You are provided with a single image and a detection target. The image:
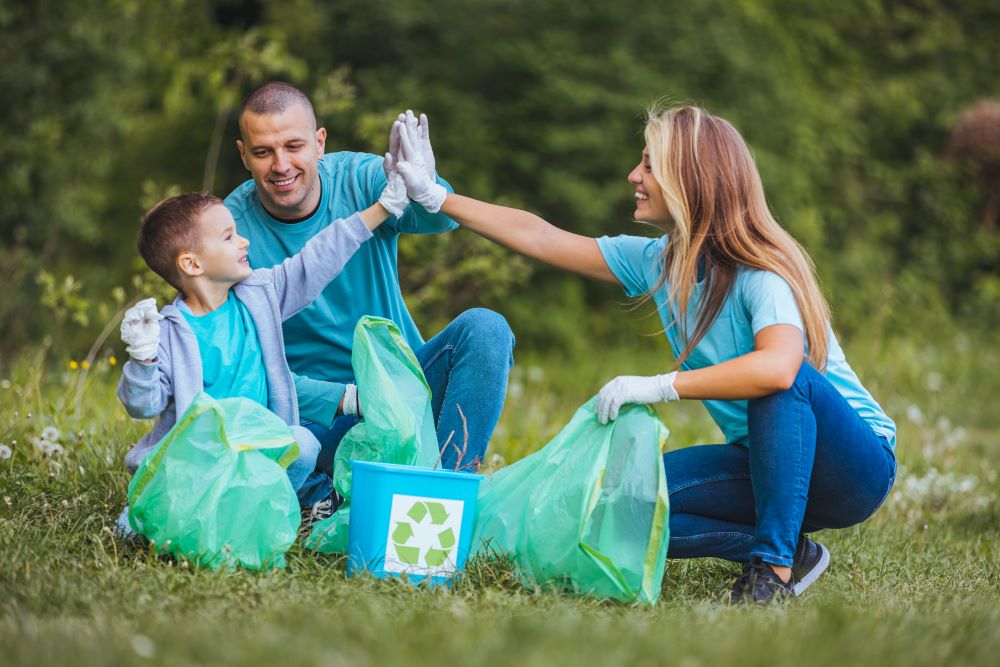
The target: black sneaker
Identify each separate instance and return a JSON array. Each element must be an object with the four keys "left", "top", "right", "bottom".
[
  {"left": 729, "top": 558, "right": 795, "bottom": 604},
  {"left": 300, "top": 490, "right": 343, "bottom": 531},
  {"left": 791, "top": 535, "right": 831, "bottom": 596}
]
